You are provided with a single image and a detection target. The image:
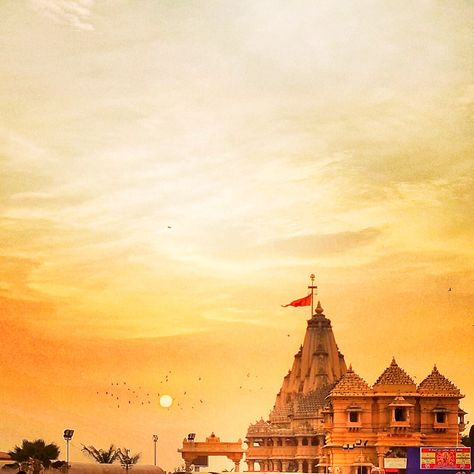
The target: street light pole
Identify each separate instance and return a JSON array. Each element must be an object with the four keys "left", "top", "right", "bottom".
[
  {"left": 153, "top": 435, "right": 159, "bottom": 466},
  {"left": 63, "top": 430, "right": 75, "bottom": 470}
]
